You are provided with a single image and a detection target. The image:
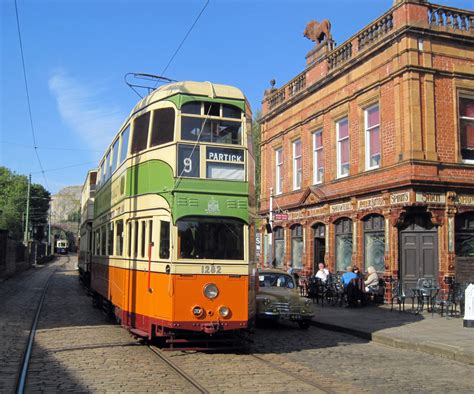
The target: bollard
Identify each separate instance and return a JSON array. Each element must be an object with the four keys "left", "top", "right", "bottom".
[{"left": 464, "top": 283, "right": 474, "bottom": 328}]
